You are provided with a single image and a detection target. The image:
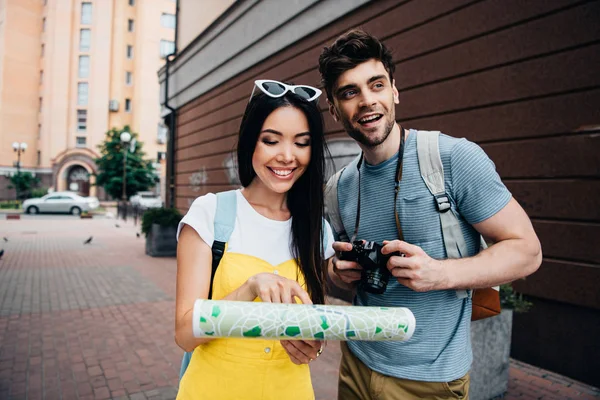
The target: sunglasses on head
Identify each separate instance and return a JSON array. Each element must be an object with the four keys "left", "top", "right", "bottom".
[{"left": 249, "top": 79, "right": 322, "bottom": 103}]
